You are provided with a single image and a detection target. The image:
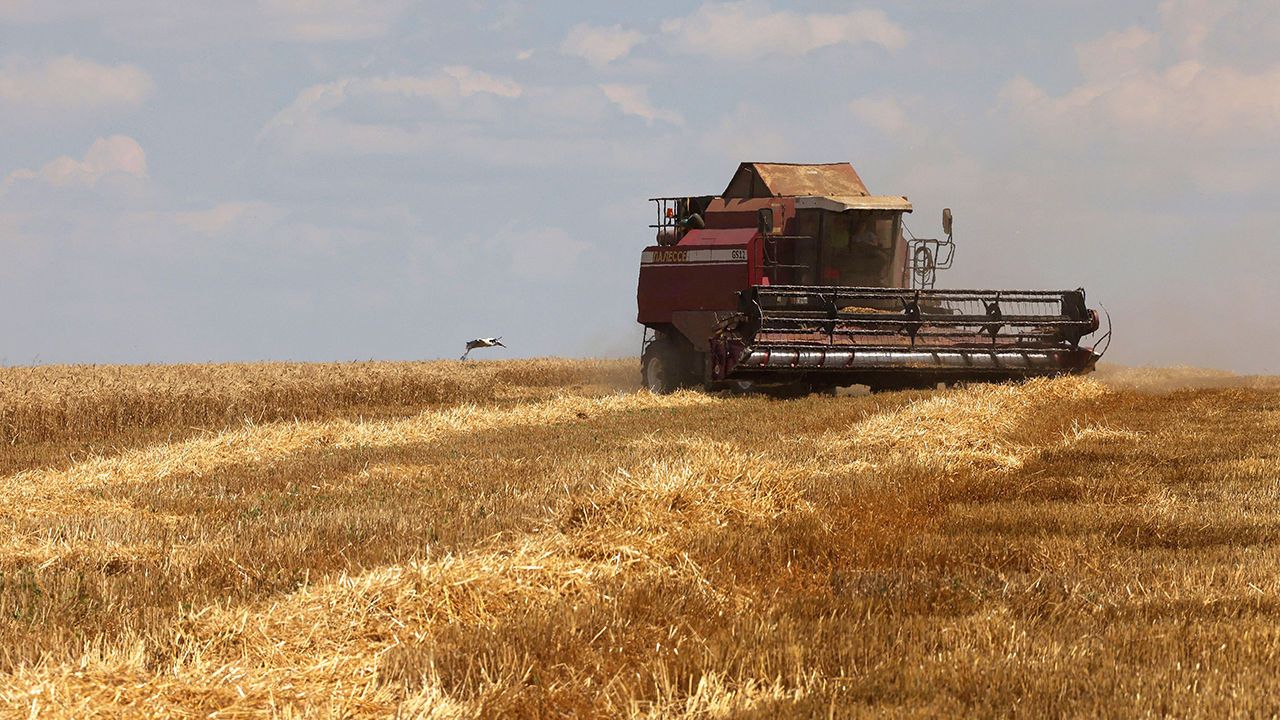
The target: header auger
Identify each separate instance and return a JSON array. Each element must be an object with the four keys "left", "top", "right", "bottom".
[{"left": 636, "top": 162, "right": 1106, "bottom": 395}]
